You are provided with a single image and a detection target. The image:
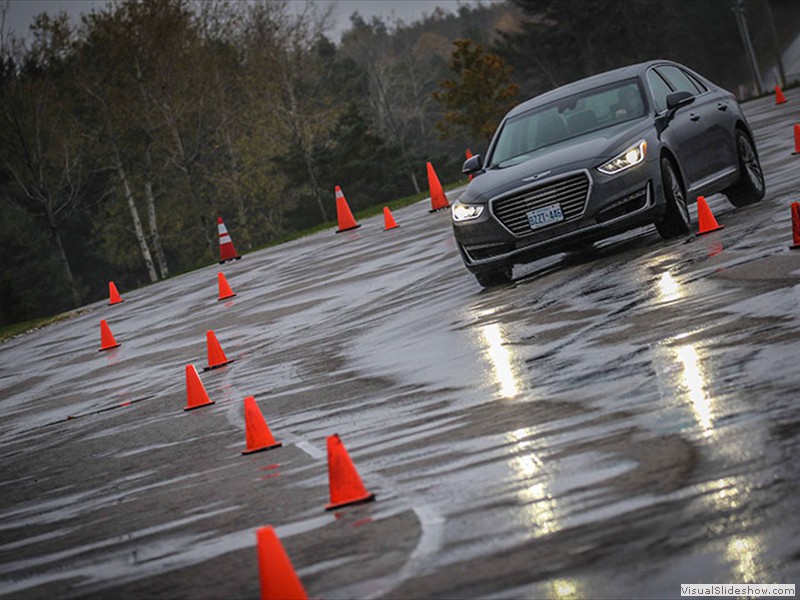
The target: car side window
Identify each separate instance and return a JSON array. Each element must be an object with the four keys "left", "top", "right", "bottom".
[
  {"left": 685, "top": 71, "right": 708, "bottom": 93},
  {"left": 647, "top": 70, "right": 673, "bottom": 113},
  {"left": 657, "top": 66, "right": 703, "bottom": 95}
]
